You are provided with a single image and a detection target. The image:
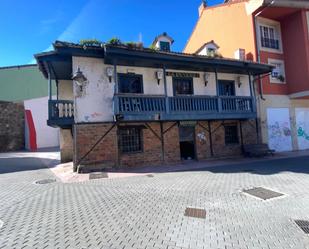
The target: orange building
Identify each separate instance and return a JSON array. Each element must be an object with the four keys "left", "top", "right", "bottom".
[{"left": 185, "top": 0, "right": 309, "bottom": 152}]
